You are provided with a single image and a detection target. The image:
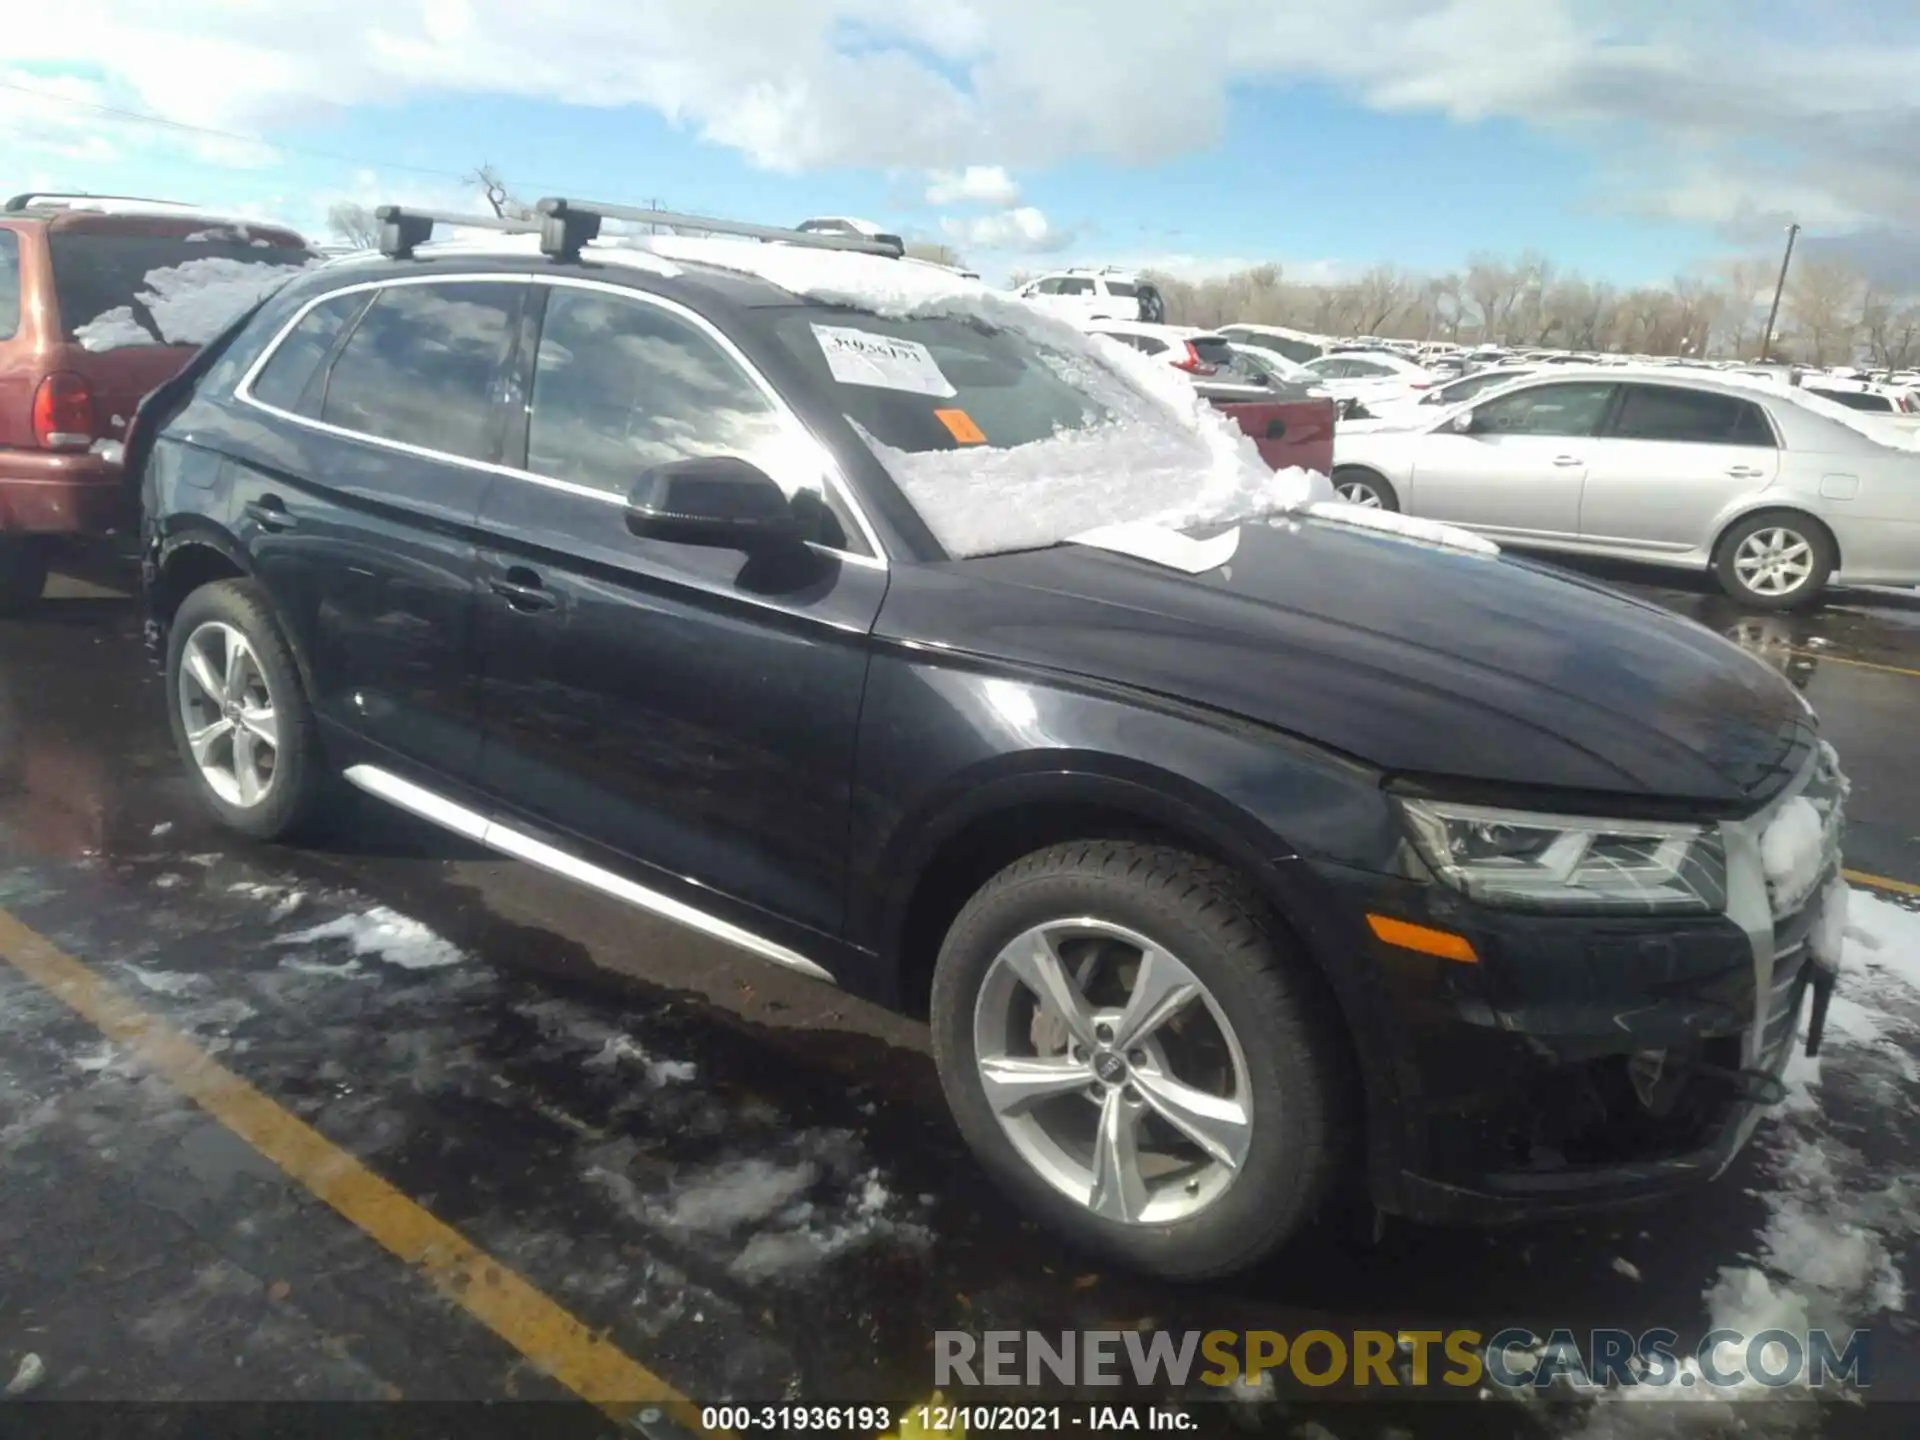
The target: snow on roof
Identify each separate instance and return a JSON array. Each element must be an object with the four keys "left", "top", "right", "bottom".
[{"left": 75, "top": 254, "right": 320, "bottom": 352}]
